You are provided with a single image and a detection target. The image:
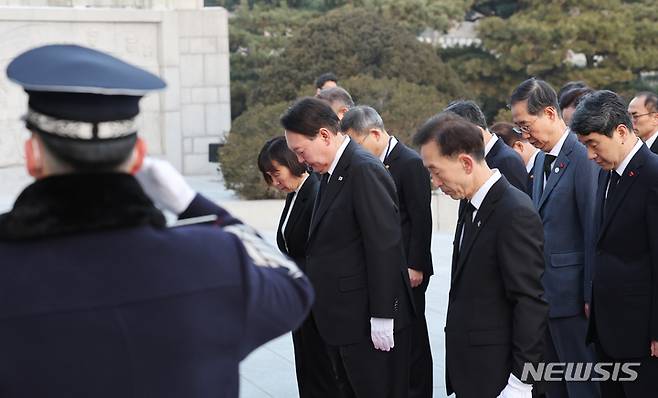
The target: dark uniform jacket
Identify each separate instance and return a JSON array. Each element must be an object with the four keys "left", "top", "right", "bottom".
[{"left": 0, "top": 173, "right": 313, "bottom": 398}]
